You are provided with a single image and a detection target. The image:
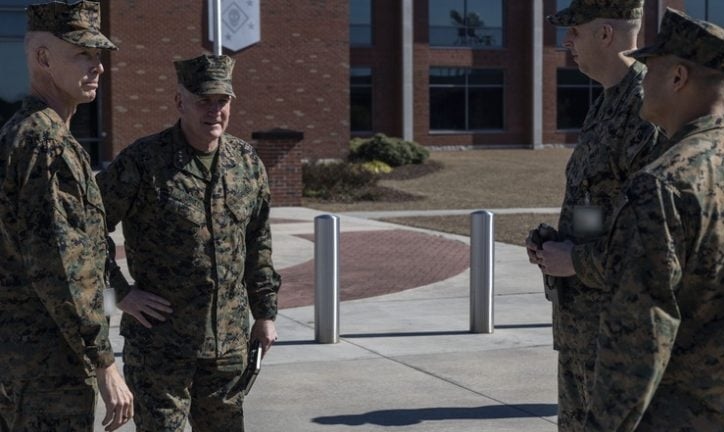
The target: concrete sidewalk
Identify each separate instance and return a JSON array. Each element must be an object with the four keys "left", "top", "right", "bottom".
[{"left": 97, "top": 207, "right": 557, "bottom": 431}]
